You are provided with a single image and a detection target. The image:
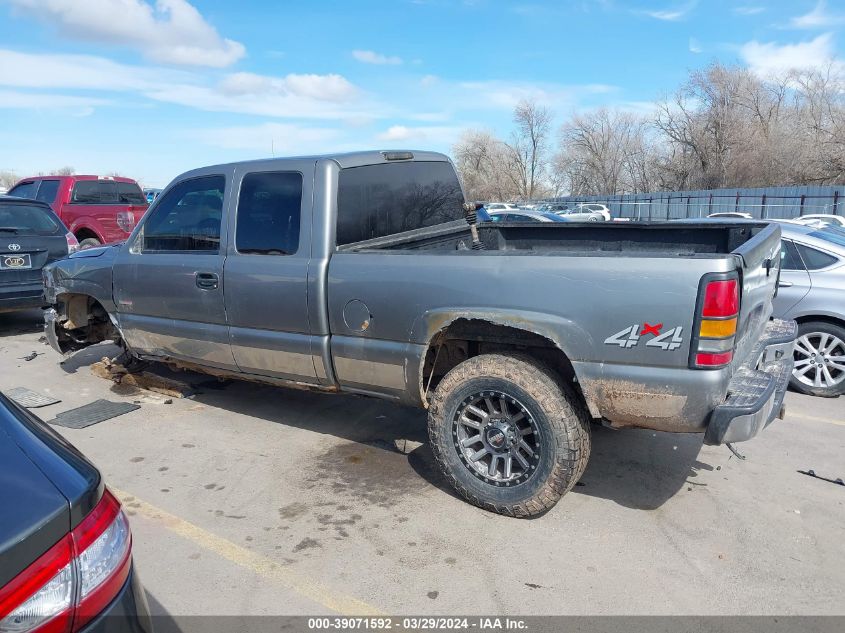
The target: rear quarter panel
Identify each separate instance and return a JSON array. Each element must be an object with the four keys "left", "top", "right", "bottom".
[{"left": 328, "top": 251, "right": 735, "bottom": 424}]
